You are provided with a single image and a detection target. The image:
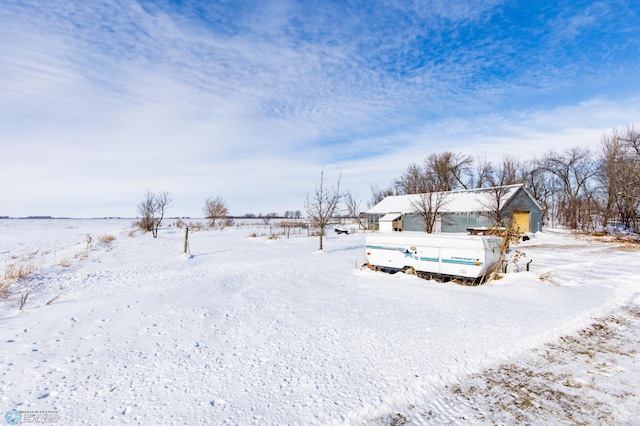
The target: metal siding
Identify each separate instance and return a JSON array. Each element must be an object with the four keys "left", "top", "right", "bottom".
[
  {"left": 403, "top": 214, "right": 424, "bottom": 231},
  {"left": 443, "top": 212, "right": 493, "bottom": 232},
  {"left": 501, "top": 188, "right": 543, "bottom": 233},
  {"left": 368, "top": 185, "right": 544, "bottom": 234}
]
